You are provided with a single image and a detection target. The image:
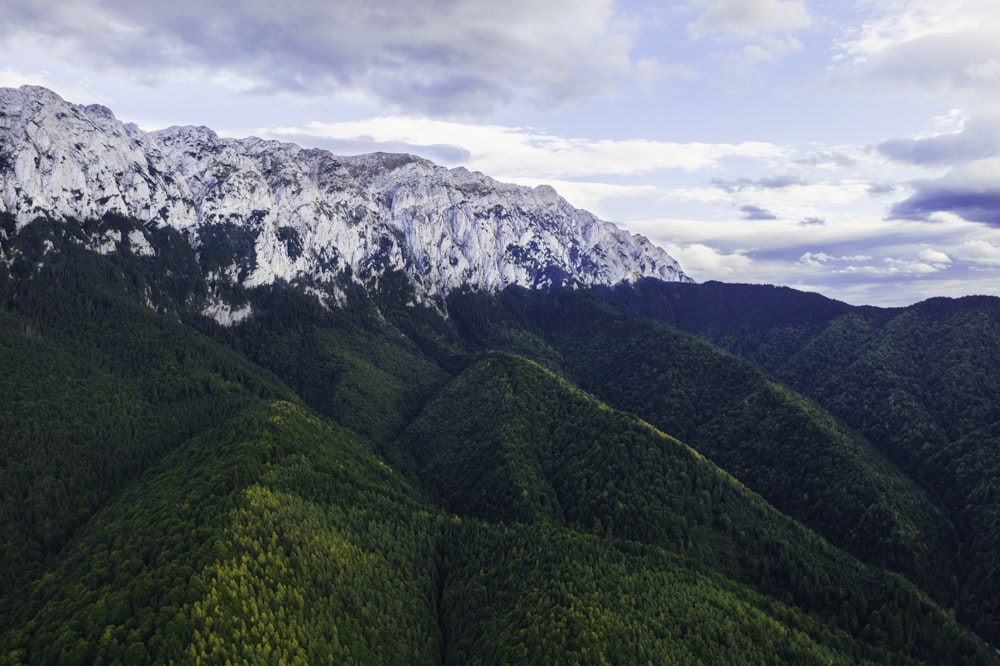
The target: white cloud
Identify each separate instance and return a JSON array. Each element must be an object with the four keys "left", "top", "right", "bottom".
[
  {"left": 687, "top": 0, "right": 811, "bottom": 39},
  {"left": 258, "top": 116, "right": 788, "bottom": 179},
  {"left": 917, "top": 247, "right": 952, "bottom": 264},
  {"left": 799, "top": 252, "right": 874, "bottom": 267},
  {"left": 877, "top": 106, "right": 1000, "bottom": 166},
  {"left": 741, "top": 35, "right": 804, "bottom": 61},
  {"left": 660, "top": 186, "right": 733, "bottom": 204},
  {"left": 883, "top": 257, "right": 946, "bottom": 274},
  {"left": 965, "top": 58, "right": 1000, "bottom": 81},
  {"left": 890, "top": 157, "right": 1000, "bottom": 225},
  {"left": 835, "top": 0, "right": 1000, "bottom": 95},
  {"left": 840, "top": 1, "right": 1000, "bottom": 58},
  {"left": 684, "top": 0, "right": 812, "bottom": 71},
  {"left": 798, "top": 251, "right": 949, "bottom": 277},
  {"left": 662, "top": 241, "right": 754, "bottom": 278},
  {"left": 952, "top": 239, "right": 1000, "bottom": 265},
  {"left": 503, "top": 178, "right": 665, "bottom": 218},
  {"left": 0, "top": 67, "right": 104, "bottom": 104}
]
